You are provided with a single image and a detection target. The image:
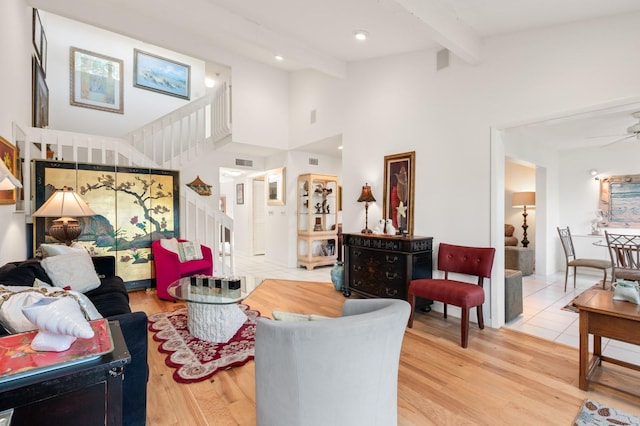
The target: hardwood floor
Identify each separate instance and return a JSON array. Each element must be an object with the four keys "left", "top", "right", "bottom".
[{"left": 130, "top": 279, "right": 640, "bottom": 425}]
